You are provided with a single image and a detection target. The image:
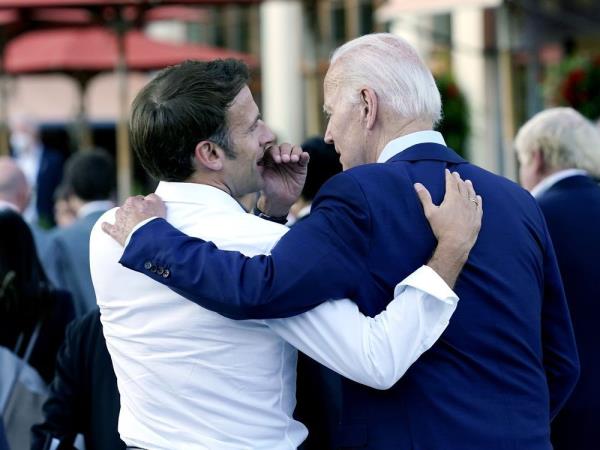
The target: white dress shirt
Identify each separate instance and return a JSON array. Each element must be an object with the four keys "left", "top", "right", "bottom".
[
  {"left": 530, "top": 169, "right": 588, "bottom": 198},
  {"left": 90, "top": 181, "right": 458, "bottom": 450},
  {"left": 377, "top": 130, "right": 447, "bottom": 163}
]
